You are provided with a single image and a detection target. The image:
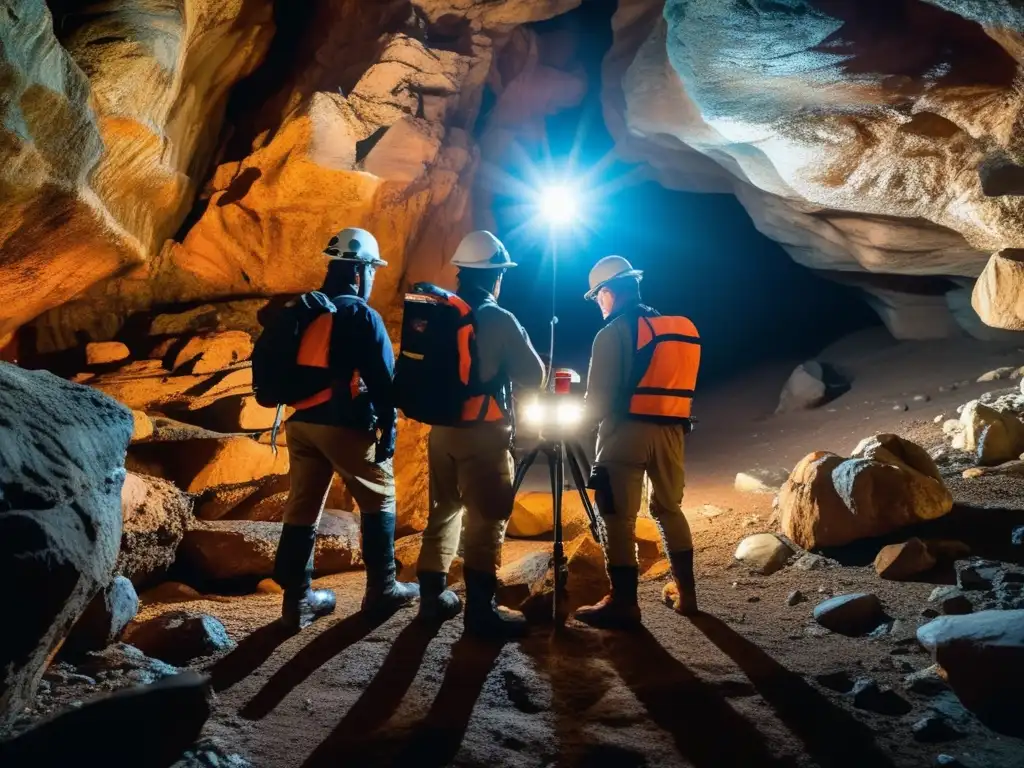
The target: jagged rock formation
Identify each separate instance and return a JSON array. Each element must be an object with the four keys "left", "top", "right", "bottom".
[
  {"left": 17, "top": 1, "right": 582, "bottom": 353},
  {"left": 602, "top": 0, "right": 1024, "bottom": 339}
]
